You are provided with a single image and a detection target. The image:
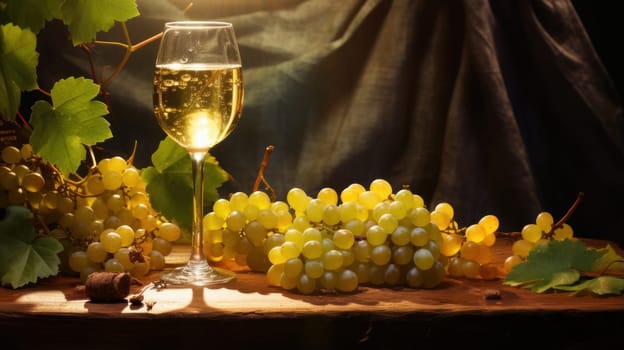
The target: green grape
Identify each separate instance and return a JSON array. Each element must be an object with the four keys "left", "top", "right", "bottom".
[
  {"left": 149, "top": 250, "right": 166, "bottom": 270},
  {"left": 21, "top": 172, "right": 45, "bottom": 193},
  {"left": 106, "top": 193, "right": 125, "bottom": 213},
  {"left": 405, "top": 266, "right": 424, "bottom": 288},
  {"left": 343, "top": 218, "right": 365, "bottom": 237},
  {"left": 302, "top": 240, "right": 323, "bottom": 259},
  {"left": 317, "top": 187, "right": 338, "bottom": 205},
  {"left": 322, "top": 249, "right": 344, "bottom": 271},
  {"left": 422, "top": 261, "right": 446, "bottom": 288},
  {"left": 521, "top": 223, "right": 542, "bottom": 243},
  {"left": 409, "top": 207, "right": 430, "bottom": 227},
  {"left": 229, "top": 191, "right": 249, "bottom": 212},
  {"left": 413, "top": 248, "right": 434, "bottom": 270},
  {"left": 284, "top": 258, "right": 304, "bottom": 279},
  {"left": 1, "top": 171, "right": 19, "bottom": 190},
  {"left": 257, "top": 208, "right": 277, "bottom": 229},
  {"left": 304, "top": 259, "right": 324, "bottom": 279},
  {"left": 245, "top": 220, "right": 267, "bottom": 247},
  {"left": 322, "top": 204, "right": 341, "bottom": 225},
  {"left": 266, "top": 263, "right": 284, "bottom": 286},
  {"left": 104, "top": 258, "right": 125, "bottom": 272},
  {"left": 114, "top": 248, "right": 134, "bottom": 270},
  {"left": 280, "top": 241, "right": 301, "bottom": 260},
  {"left": 371, "top": 201, "right": 390, "bottom": 222},
  {"left": 320, "top": 271, "right": 338, "bottom": 289},
  {"left": 297, "top": 274, "right": 317, "bottom": 294},
  {"left": 100, "top": 231, "right": 122, "bottom": 253},
  {"left": 383, "top": 263, "right": 401, "bottom": 286},
  {"left": 213, "top": 198, "right": 231, "bottom": 219},
  {"left": 267, "top": 247, "right": 286, "bottom": 265},
  {"left": 121, "top": 167, "right": 140, "bottom": 187},
  {"left": 394, "top": 188, "right": 415, "bottom": 210},
  {"left": 107, "top": 156, "right": 127, "bottom": 174},
  {"left": 222, "top": 228, "right": 241, "bottom": 248},
  {"left": 102, "top": 171, "right": 123, "bottom": 191},
  {"left": 366, "top": 224, "right": 387, "bottom": 246},
  {"left": 131, "top": 260, "right": 150, "bottom": 277},
  {"left": 369, "top": 178, "right": 392, "bottom": 200},
  {"left": 410, "top": 226, "right": 428, "bottom": 247},
  {"left": 131, "top": 202, "right": 149, "bottom": 220},
  {"left": 353, "top": 239, "right": 371, "bottom": 262},
  {"left": 20, "top": 143, "right": 33, "bottom": 160},
  {"left": 1, "top": 146, "right": 21, "bottom": 164},
  {"left": 353, "top": 262, "right": 370, "bottom": 284},
  {"left": 367, "top": 264, "right": 385, "bottom": 285},
  {"left": 370, "top": 244, "right": 391, "bottom": 266},
  {"left": 158, "top": 222, "right": 181, "bottom": 242},
  {"left": 388, "top": 200, "right": 407, "bottom": 220},
  {"left": 286, "top": 187, "right": 309, "bottom": 213},
  {"left": 479, "top": 214, "right": 499, "bottom": 234},
  {"left": 68, "top": 251, "right": 89, "bottom": 273},
  {"left": 424, "top": 240, "right": 440, "bottom": 259},
  {"left": 226, "top": 210, "right": 247, "bottom": 232},
  {"left": 378, "top": 213, "right": 398, "bottom": 234},
  {"left": 333, "top": 228, "right": 354, "bottom": 250},
  {"left": 339, "top": 201, "right": 358, "bottom": 222},
  {"left": 358, "top": 190, "right": 381, "bottom": 210},
  {"left": 430, "top": 209, "right": 451, "bottom": 230},
  {"left": 204, "top": 212, "right": 224, "bottom": 230},
  {"left": 86, "top": 242, "right": 107, "bottom": 263},
  {"left": 291, "top": 215, "right": 310, "bottom": 231},
  {"left": 460, "top": 240, "right": 480, "bottom": 261},
  {"left": 280, "top": 273, "right": 298, "bottom": 290},
  {"left": 461, "top": 259, "right": 480, "bottom": 279},
  {"left": 503, "top": 255, "right": 523, "bottom": 274},
  {"left": 263, "top": 233, "right": 285, "bottom": 255},
  {"left": 153, "top": 237, "right": 173, "bottom": 255},
  {"left": 302, "top": 227, "right": 322, "bottom": 242},
  {"left": 392, "top": 245, "right": 414, "bottom": 265},
  {"left": 447, "top": 257, "right": 464, "bottom": 277},
  {"left": 340, "top": 183, "right": 365, "bottom": 203},
  {"left": 440, "top": 232, "right": 462, "bottom": 257},
  {"left": 336, "top": 269, "right": 359, "bottom": 292},
  {"left": 249, "top": 190, "right": 271, "bottom": 210},
  {"left": 465, "top": 223, "right": 486, "bottom": 243},
  {"left": 553, "top": 223, "right": 573, "bottom": 240},
  {"left": 390, "top": 225, "right": 410, "bottom": 246},
  {"left": 305, "top": 198, "right": 325, "bottom": 222}
]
